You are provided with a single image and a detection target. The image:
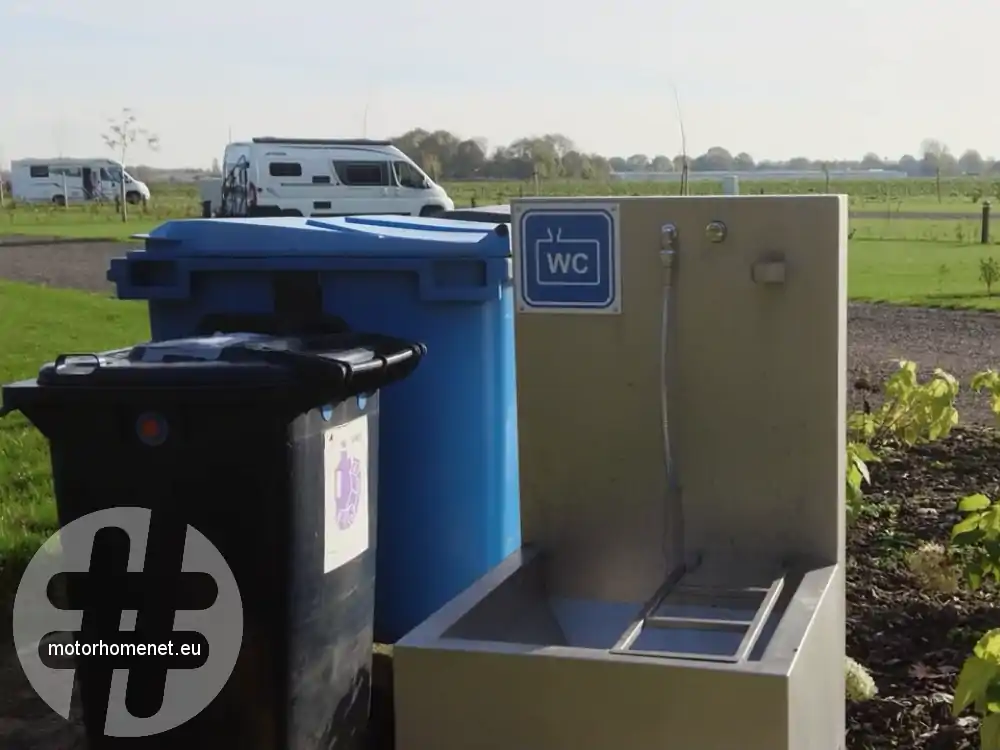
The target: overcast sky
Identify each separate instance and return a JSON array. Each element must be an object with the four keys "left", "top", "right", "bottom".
[{"left": 2, "top": 0, "right": 996, "bottom": 168}]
